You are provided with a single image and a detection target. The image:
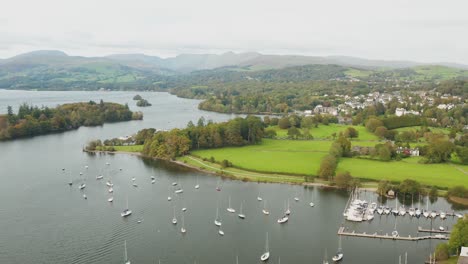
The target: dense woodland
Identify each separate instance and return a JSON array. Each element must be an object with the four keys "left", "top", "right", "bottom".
[{"left": 0, "top": 101, "right": 142, "bottom": 140}]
